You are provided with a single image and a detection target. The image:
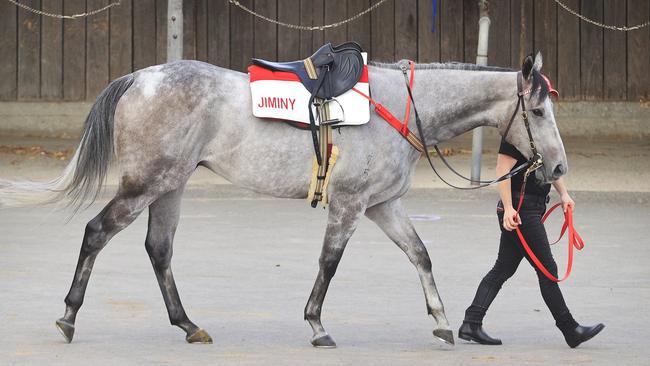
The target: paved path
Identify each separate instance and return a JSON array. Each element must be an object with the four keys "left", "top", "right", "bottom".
[{"left": 1, "top": 188, "right": 648, "bottom": 366}]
